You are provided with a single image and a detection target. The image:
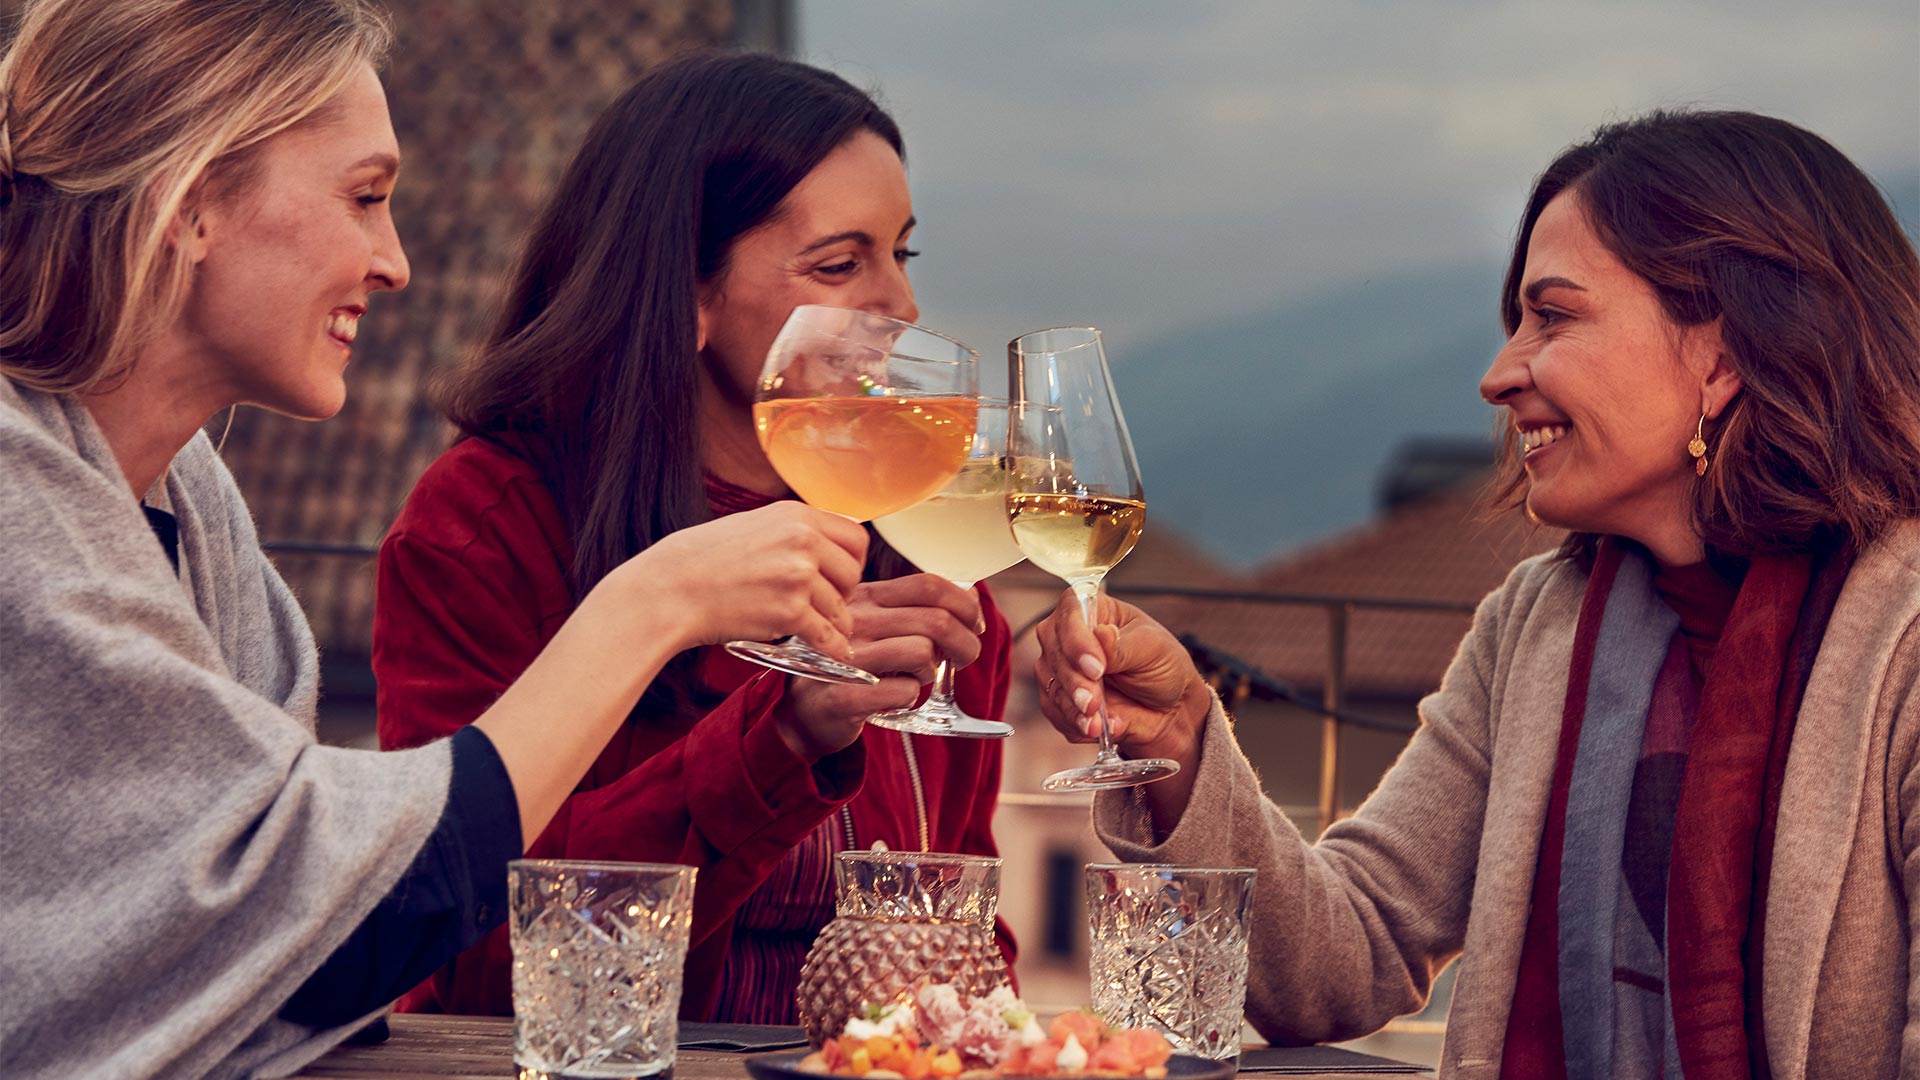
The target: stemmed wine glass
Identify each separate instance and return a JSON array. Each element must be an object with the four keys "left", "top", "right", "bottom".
[
  {"left": 1007, "top": 327, "right": 1178, "bottom": 791},
  {"left": 869, "top": 400, "right": 1023, "bottom": 738},
  {"left": 725, "top": 305, "right": 979, "bottom": 685}
]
